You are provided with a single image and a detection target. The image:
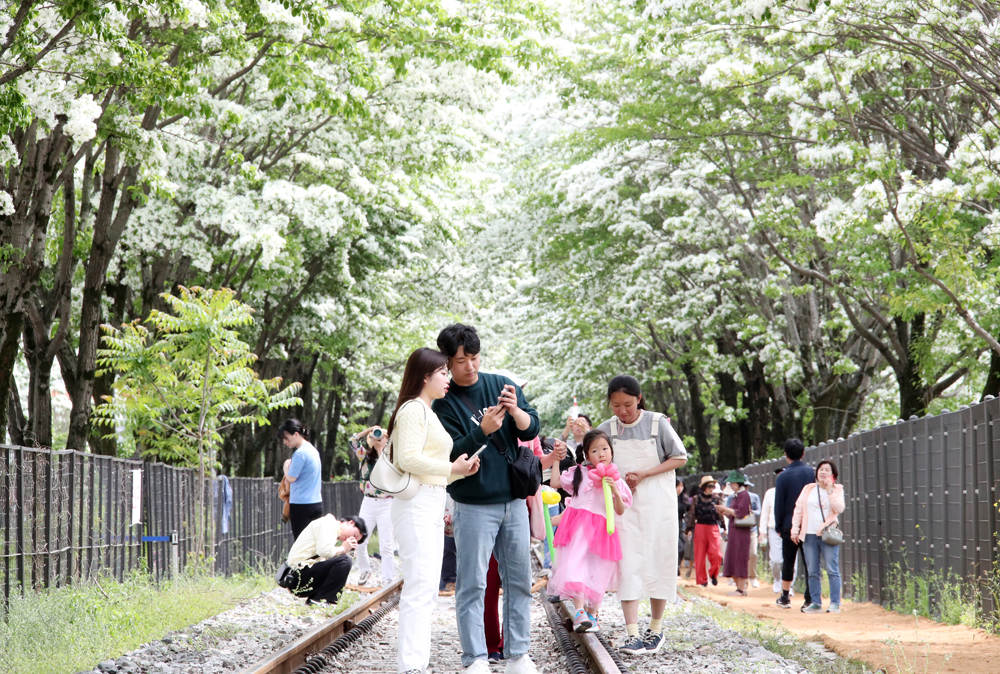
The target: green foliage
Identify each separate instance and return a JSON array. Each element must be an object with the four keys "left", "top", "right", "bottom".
[{"left": 94, "top": 286, "right": 301, "bottom": 465}]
